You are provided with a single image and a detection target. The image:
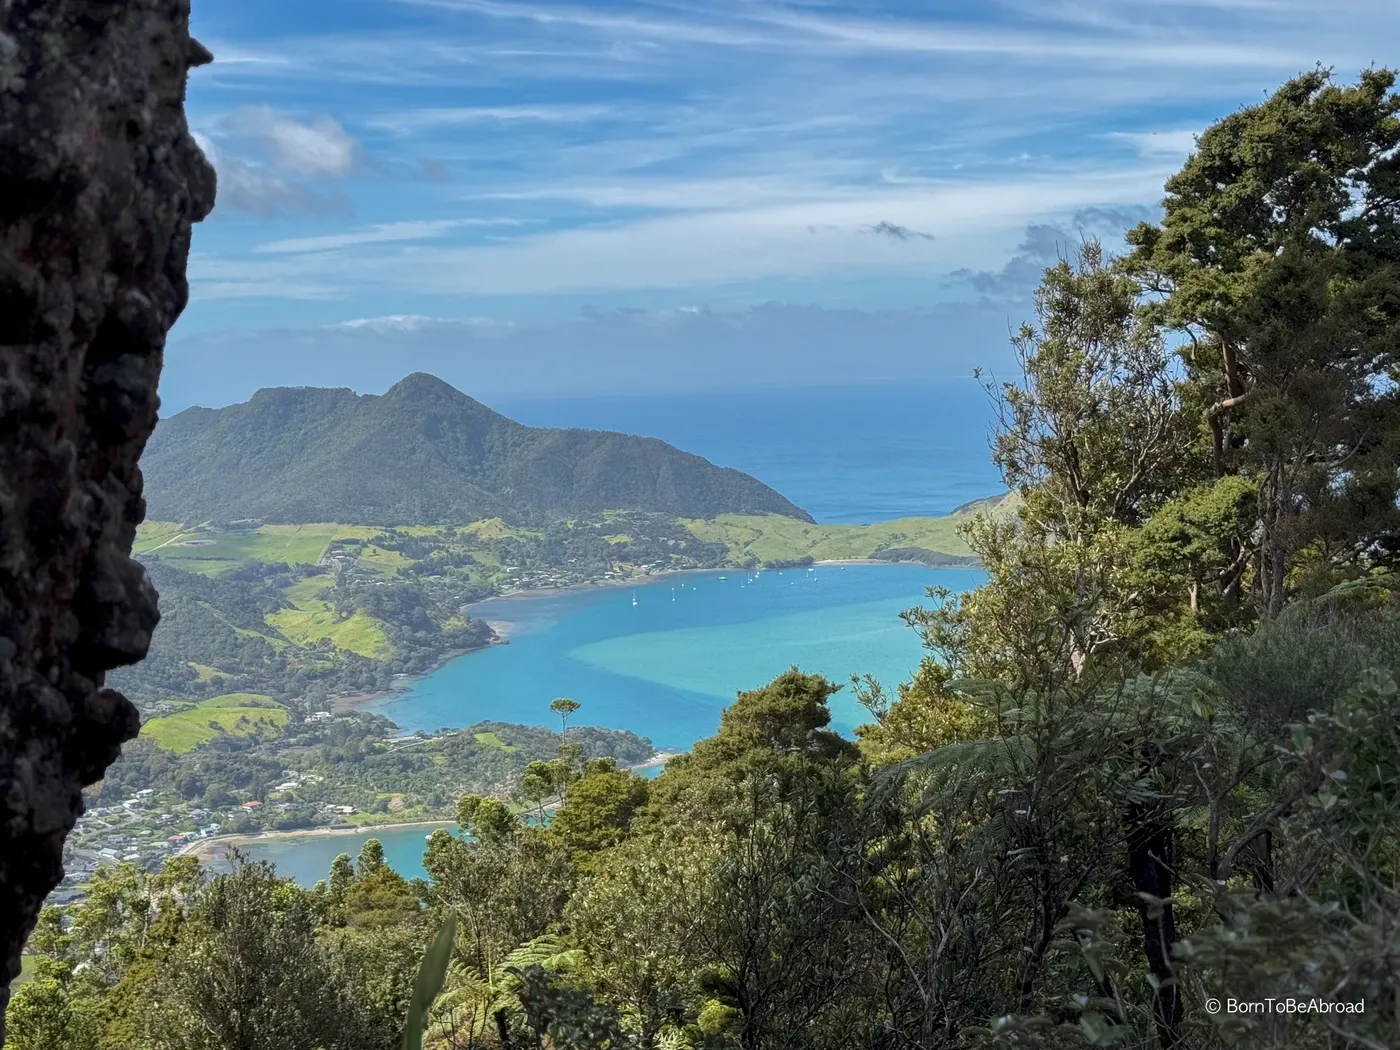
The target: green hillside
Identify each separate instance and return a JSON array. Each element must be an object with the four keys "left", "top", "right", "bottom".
[
  {"left": 683, "top": 513, "right": 979, "bottom": 565},
  {"left": 140, "top": 693, "right": 288, "bottom": 753},
  {"left": 141, "top": 373, "right": 813, "bottom": 526}
]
